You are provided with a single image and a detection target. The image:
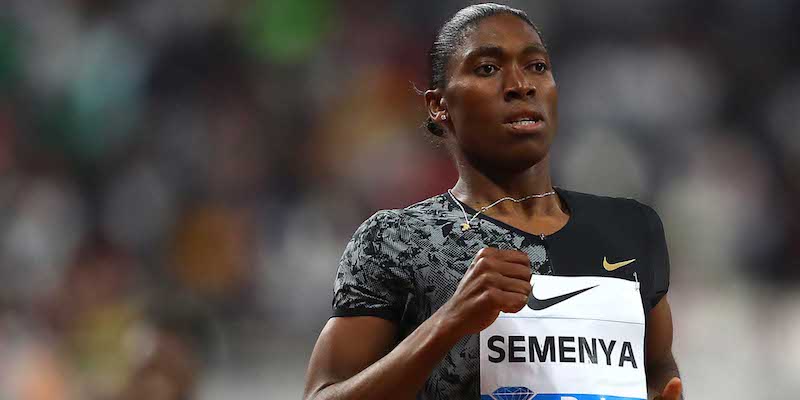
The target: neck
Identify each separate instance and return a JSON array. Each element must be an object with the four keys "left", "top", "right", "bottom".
[{"left": 450, "top": 155, "right": 563, "bottom": 217}]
